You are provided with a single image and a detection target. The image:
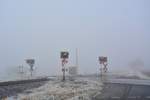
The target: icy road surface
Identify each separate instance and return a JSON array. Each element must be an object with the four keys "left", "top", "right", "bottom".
[{"left": 15, "top": 77, "right": 103, "bottom": 100}]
